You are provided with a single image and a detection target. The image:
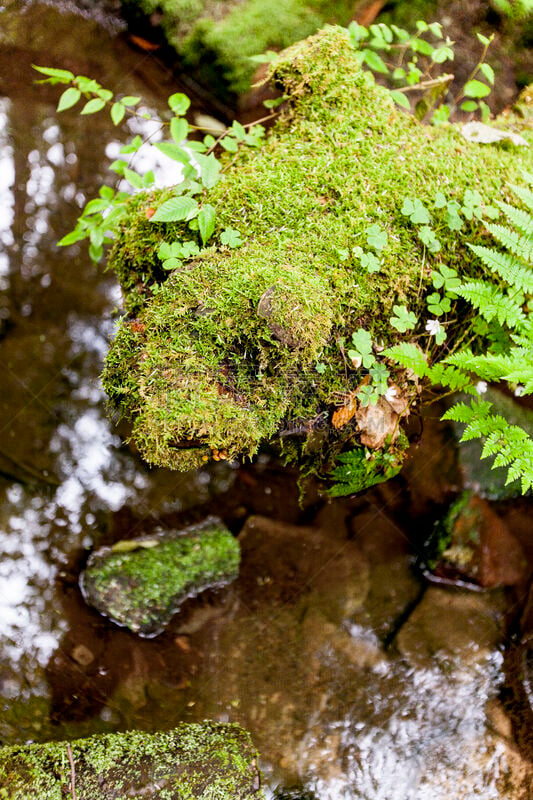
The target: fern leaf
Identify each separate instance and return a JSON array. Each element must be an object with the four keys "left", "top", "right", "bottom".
[
  {"left": 427, "top": 362, "right": 476, "bottom": 393},
  {"left": 510, "top": 183, "right": 533, "bottom": 214},
  {"left": 483, "top": 223, "right": 533, "bottom": 264},
  {"left": 496, "top": 200, "right": 533, "bottom": 240},
  {"left": 441, "top": 398, "right": 493, "bottom": 423},
  {"left": 382, "top": 342, "right": 427, "bottom": 377},
  {"left": 456, "top": 281, "right": 526, "bottom": 328},
  {"left": 522, "top": 170, "right": 533, "bottom": 186}
]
